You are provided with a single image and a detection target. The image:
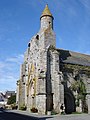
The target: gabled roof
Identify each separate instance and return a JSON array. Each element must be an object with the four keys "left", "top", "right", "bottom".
[
  {"left": 5, "top": 91, "right": 15, "bottom": 97},
  {"left": 57, "top": 49, "right": 90, "bottom": 66}
]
